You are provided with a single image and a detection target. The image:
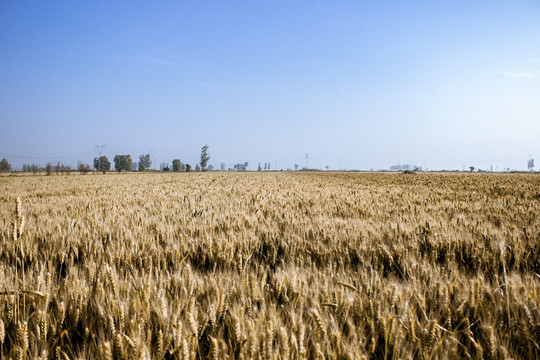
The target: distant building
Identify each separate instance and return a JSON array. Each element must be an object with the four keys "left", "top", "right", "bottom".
[{"left": 390, "top": 164, "right": 422, "bottom": 171}]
